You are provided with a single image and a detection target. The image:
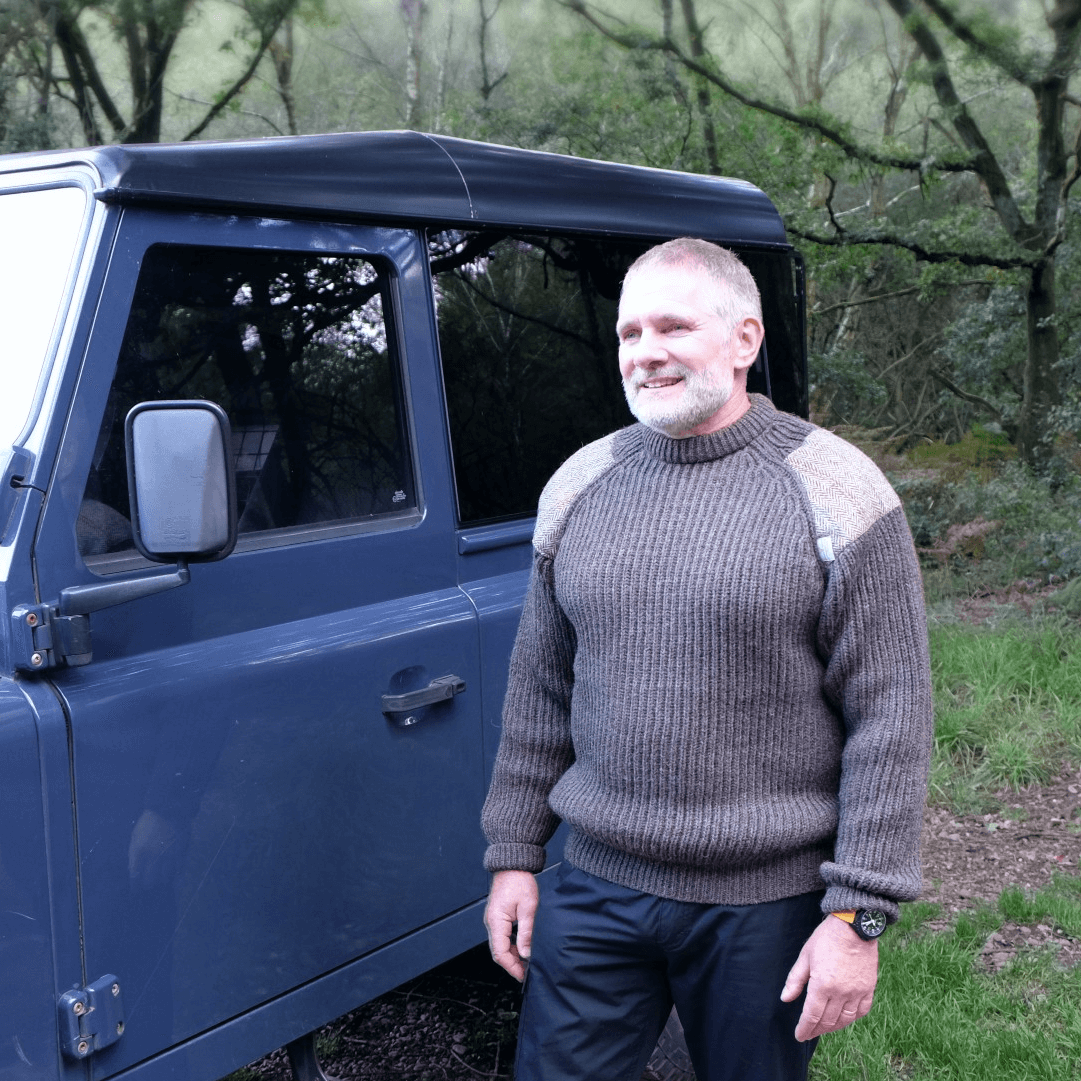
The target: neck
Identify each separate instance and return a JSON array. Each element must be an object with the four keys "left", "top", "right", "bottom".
[{"left": 668, "top": 387, "right": 751, "bottom": 438}]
